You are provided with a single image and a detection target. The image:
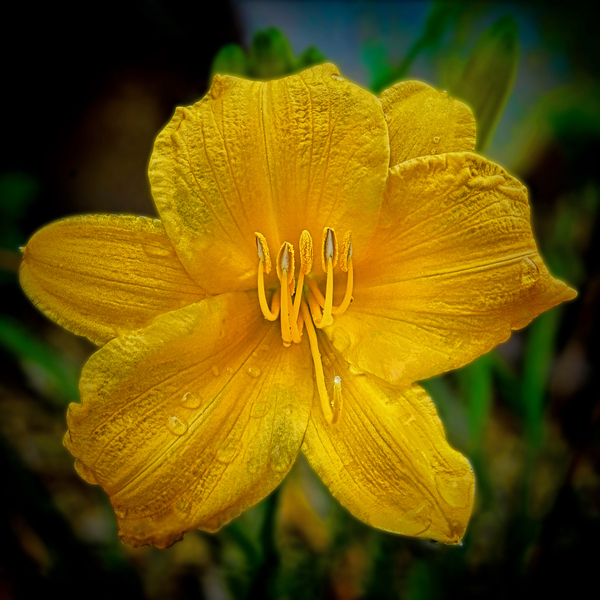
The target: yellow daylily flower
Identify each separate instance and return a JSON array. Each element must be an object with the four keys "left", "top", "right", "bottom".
[{"left": 20, "top": 64, "right": 575, "bottom": 549}]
